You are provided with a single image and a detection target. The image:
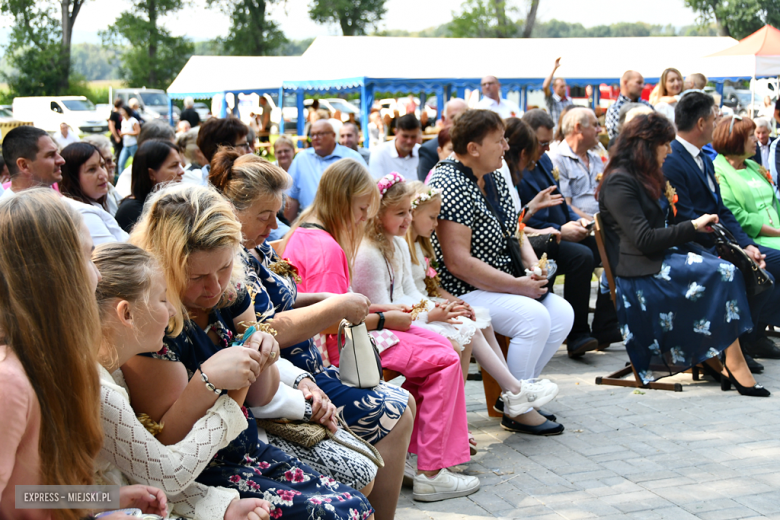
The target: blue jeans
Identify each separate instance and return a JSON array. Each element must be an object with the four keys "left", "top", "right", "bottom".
[{"left": 118, "top": 144, "right": 138, "bottom": 174}]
